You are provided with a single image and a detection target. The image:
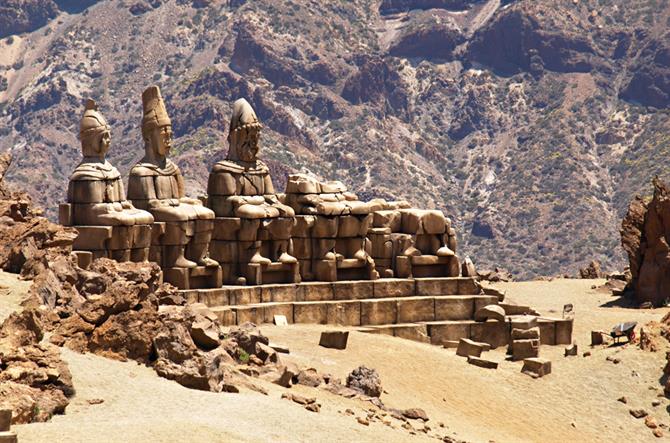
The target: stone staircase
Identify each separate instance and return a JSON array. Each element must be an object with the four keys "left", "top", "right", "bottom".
[{"left": 180, "top": 277, "right": 573, "bottom": 349}]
